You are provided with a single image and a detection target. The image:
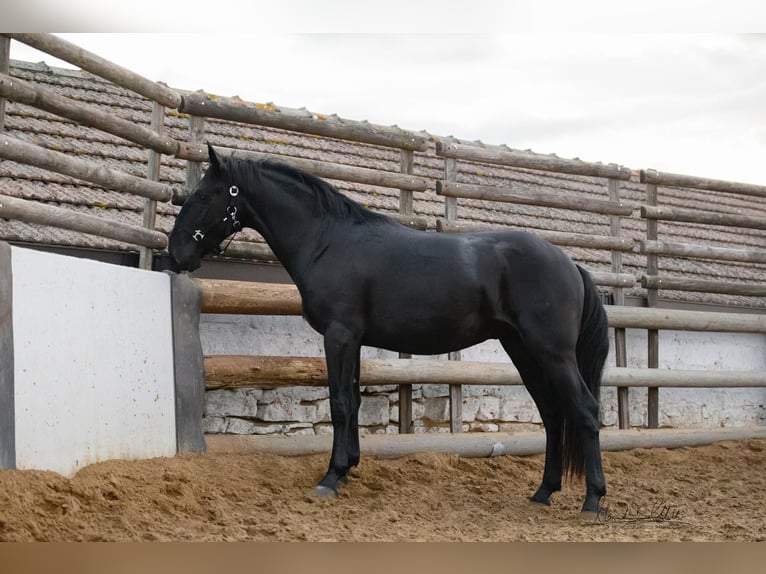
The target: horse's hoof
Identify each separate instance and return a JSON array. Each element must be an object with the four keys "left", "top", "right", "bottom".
[
  {"left": 315, "top": 485, "right": 338, "bottom": 498},
  {"left": 578, "top": 510, "right": 601, "bottom": 525},
  {"left": 529, "top": 494, "right": 551, "bottom": 507}
]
